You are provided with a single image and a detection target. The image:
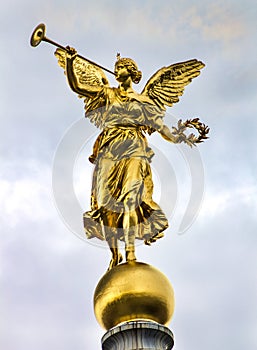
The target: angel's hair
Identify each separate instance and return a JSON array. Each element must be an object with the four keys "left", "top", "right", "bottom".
[{"left": 115, "top": 57, "right": 142, "bottom": 84}]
